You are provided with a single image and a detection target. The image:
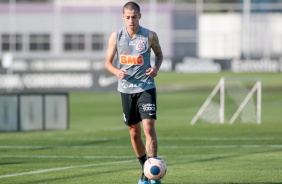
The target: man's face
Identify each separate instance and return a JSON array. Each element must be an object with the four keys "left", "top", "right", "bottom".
[{"left": 123, "top": 8, "right": 141, "bottom": 31}]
